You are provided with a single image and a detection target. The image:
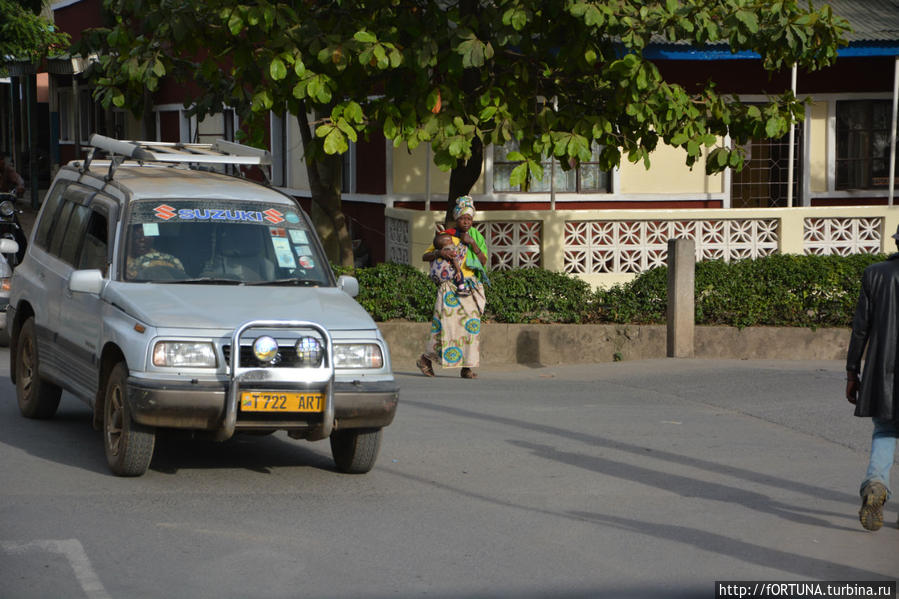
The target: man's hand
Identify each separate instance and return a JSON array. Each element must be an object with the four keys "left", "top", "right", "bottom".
[{"left": 846, "top": 374, "right": 859, "bottom": 404}]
